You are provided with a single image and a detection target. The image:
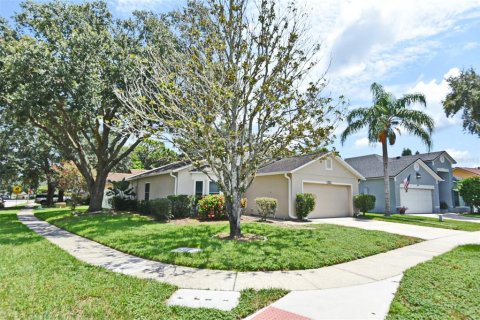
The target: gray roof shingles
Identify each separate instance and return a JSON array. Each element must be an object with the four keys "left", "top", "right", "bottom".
[
  {"left": 345, "top": 151, "right": 449, "bottom": 179},
  {"left": 257, "top": 152, "right": 328, "bottom": 174},
  {"left": 128, "top": 160, "right": 191, "bottom": 180}
]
